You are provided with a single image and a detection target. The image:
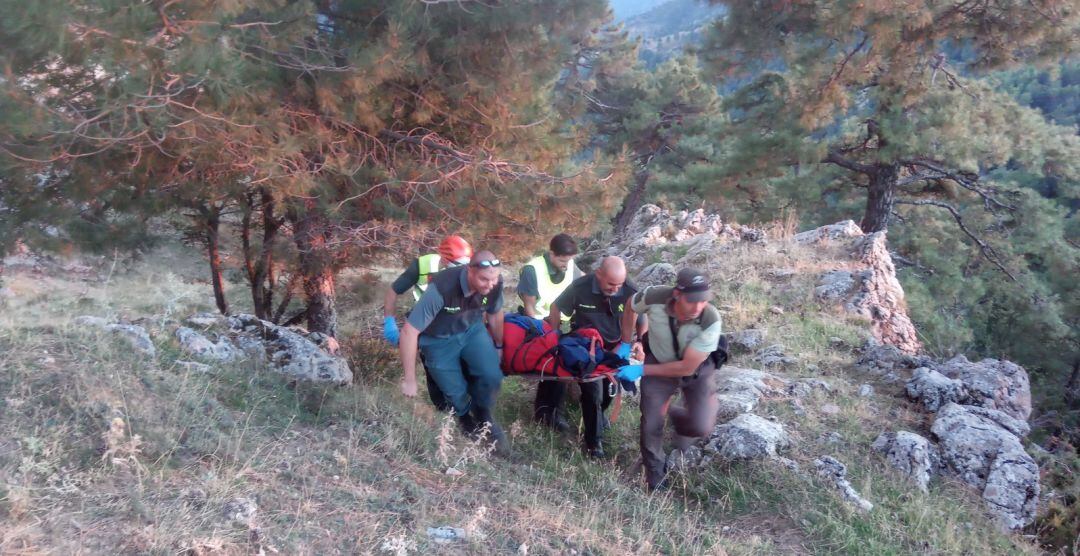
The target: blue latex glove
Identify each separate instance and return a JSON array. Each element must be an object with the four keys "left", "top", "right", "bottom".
[
  {"left": 615, "top": 364, "right": 644, "bottom": 383},
  {"left": 614, "top": 341, "right": 632, "bottom": 359},
  {"left": 383, "top": 316, "right": 400, "bottom": 345}
]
